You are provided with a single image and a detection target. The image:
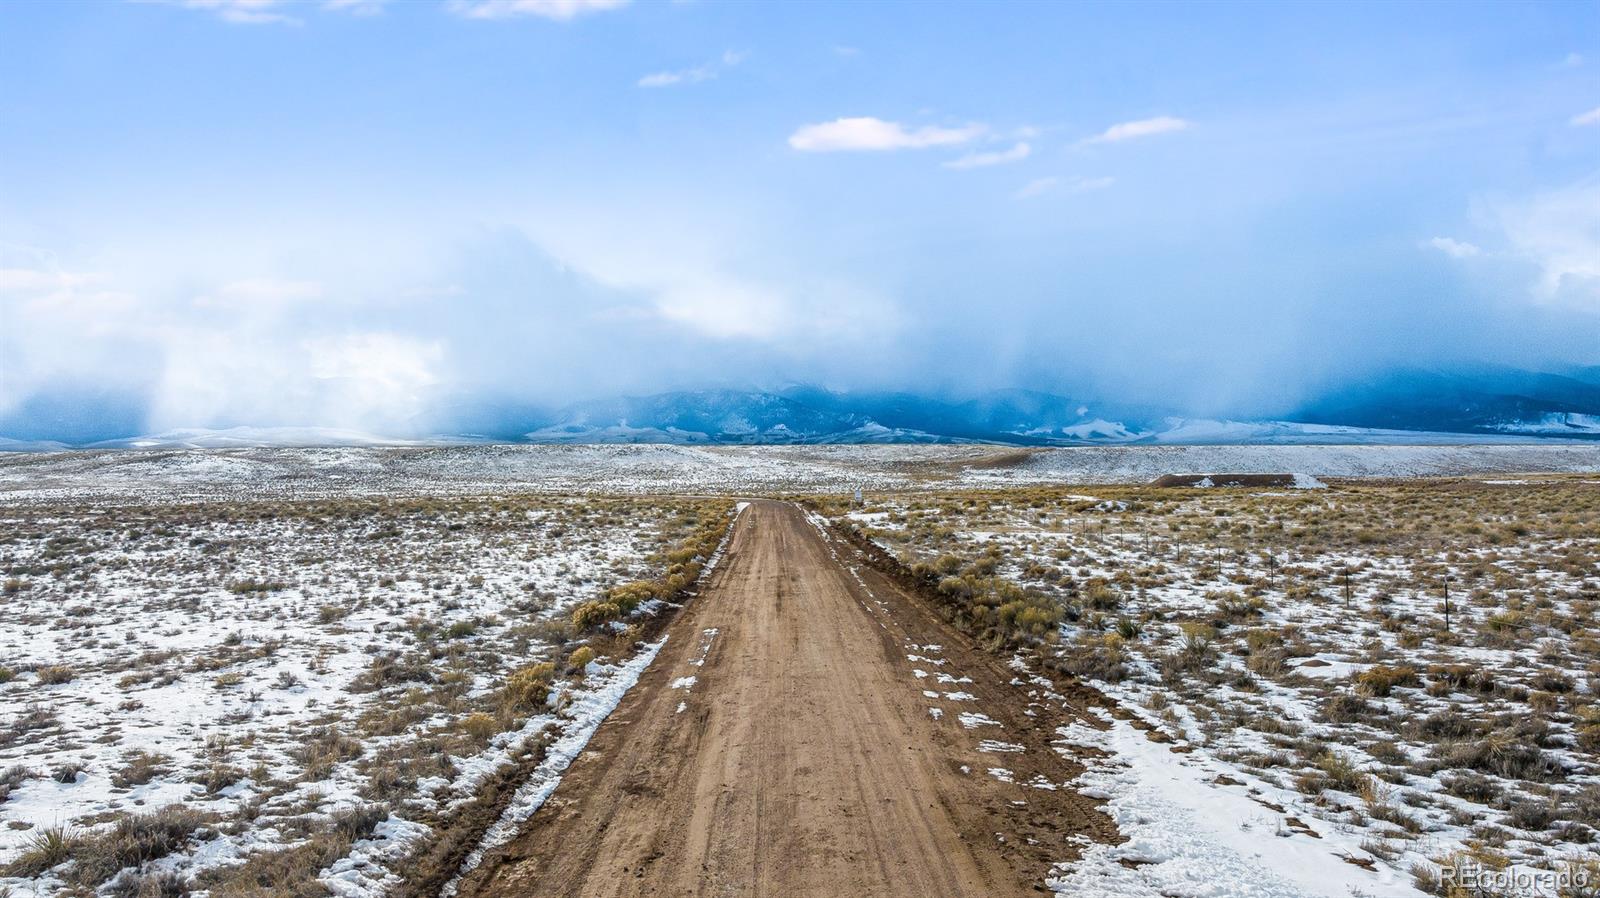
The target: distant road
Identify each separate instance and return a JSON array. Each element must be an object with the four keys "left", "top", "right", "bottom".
[{"left": 453, "top": 500, "right": 1110, "bottom": 898}]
